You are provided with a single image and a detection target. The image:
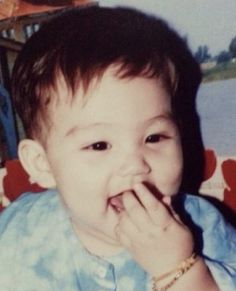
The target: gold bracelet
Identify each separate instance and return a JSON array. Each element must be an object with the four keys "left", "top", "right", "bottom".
[{"left": 152, "top": 253, "right": 198, "bottom": 291}]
